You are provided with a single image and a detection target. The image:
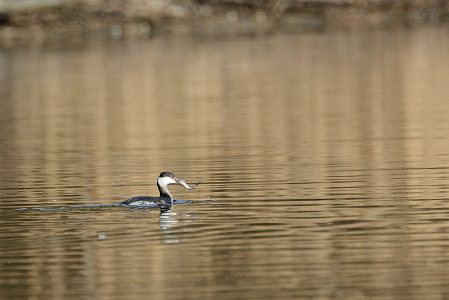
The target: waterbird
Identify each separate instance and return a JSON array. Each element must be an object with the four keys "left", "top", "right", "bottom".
[{"left": 120, "top": 172, "right": 200, "bottom": 208}]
